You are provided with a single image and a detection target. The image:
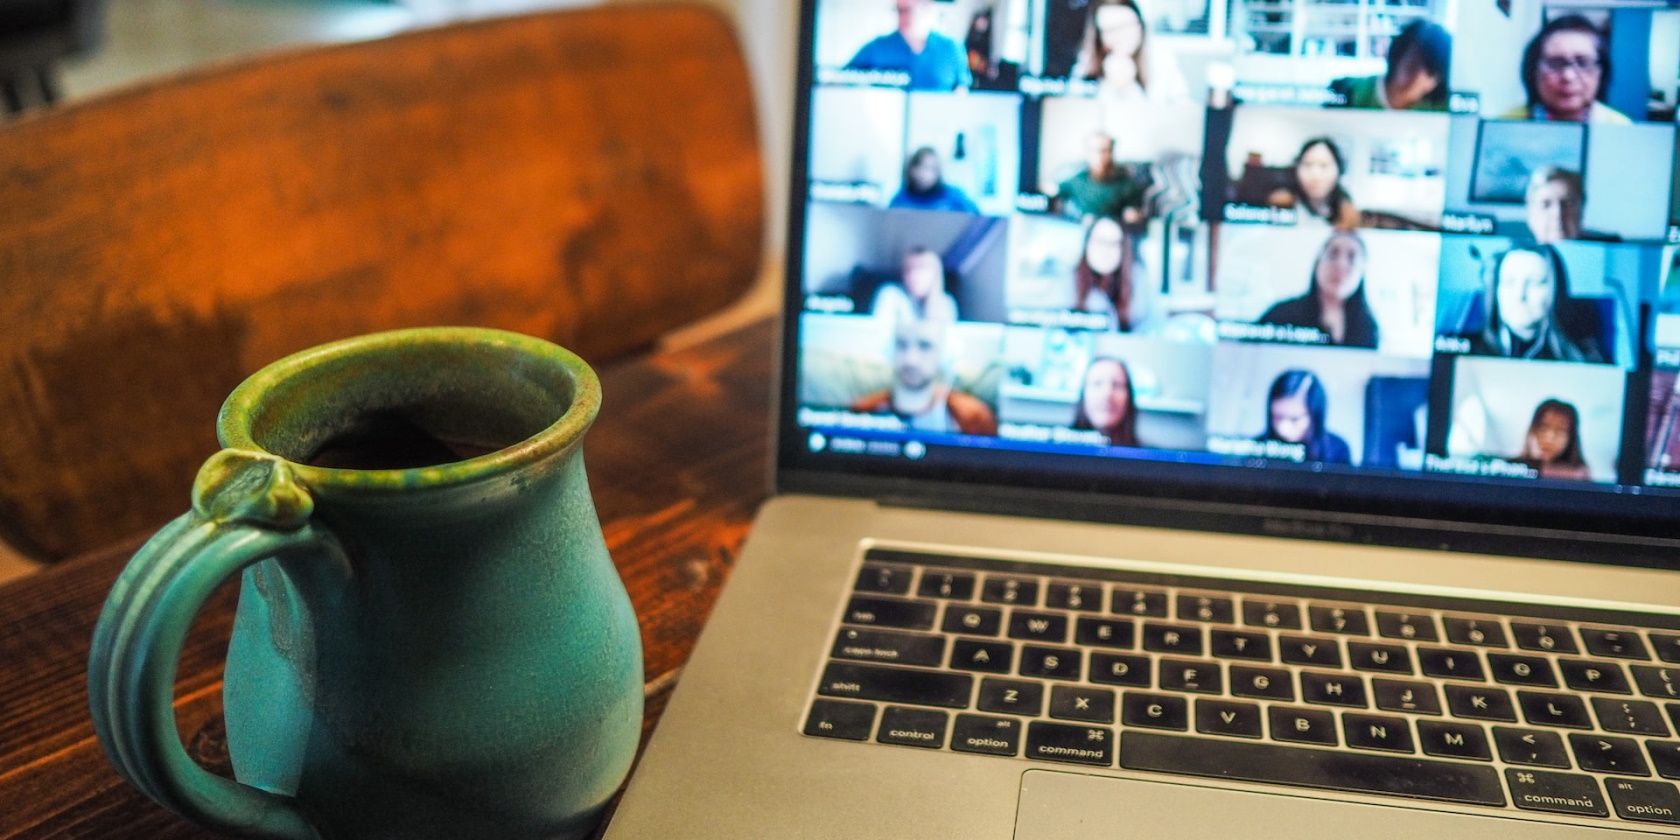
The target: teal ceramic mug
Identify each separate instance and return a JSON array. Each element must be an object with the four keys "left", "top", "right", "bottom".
[{"left": 88, "top": 328, "right": 643, "bottom": 839}]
